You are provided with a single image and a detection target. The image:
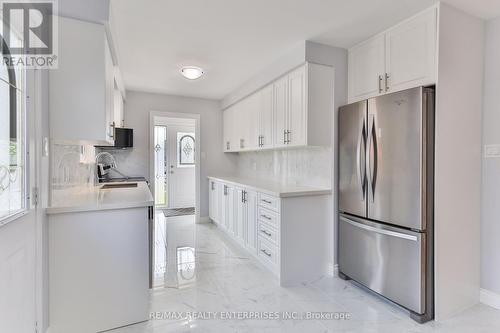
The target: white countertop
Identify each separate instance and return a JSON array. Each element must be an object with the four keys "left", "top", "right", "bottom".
[
  {"left": 47, "top": 181, "right": 154, "bottom": 215},
  {"left": 207, "top": 176, "right": 331, "bottom": 198}
]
